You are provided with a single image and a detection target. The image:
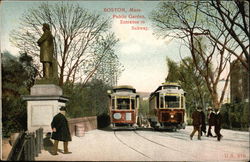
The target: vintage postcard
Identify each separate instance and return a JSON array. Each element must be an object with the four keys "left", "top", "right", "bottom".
[{"left": 1, "top": 0, "right": 249, "bottom": 161}]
